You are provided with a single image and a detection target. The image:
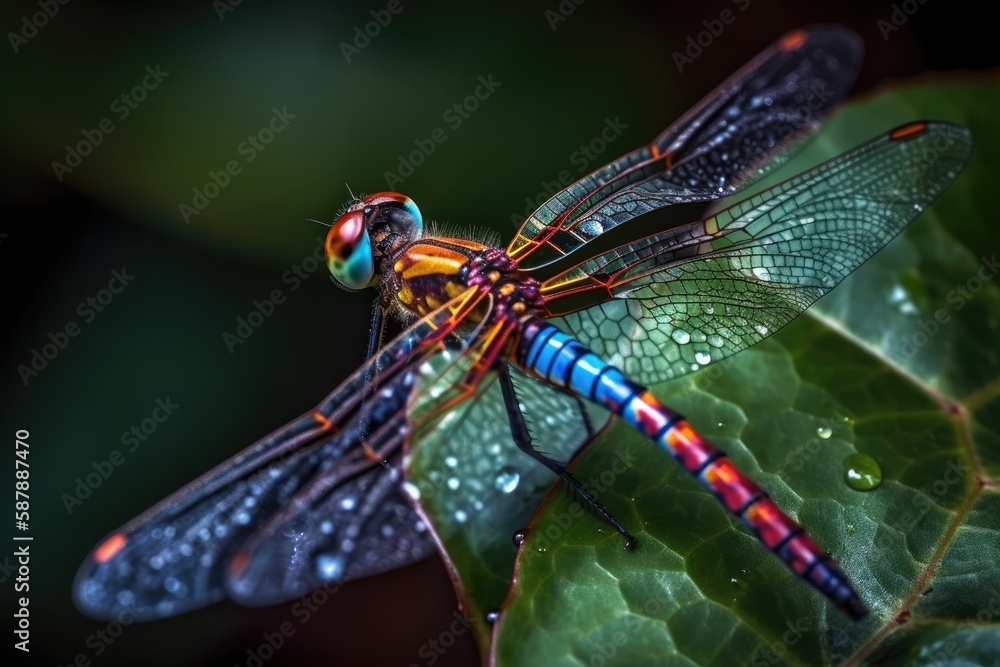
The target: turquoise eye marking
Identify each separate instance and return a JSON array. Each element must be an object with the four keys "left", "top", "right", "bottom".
[
  {"left": 401, "top": 197, "right": 423, "bottom": 236},
  {"left": 326, "top": 210, "right": 376, "bottom": 289},
  {"left": 331, "top": 229, "right": 375, "bottom": 290}
]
